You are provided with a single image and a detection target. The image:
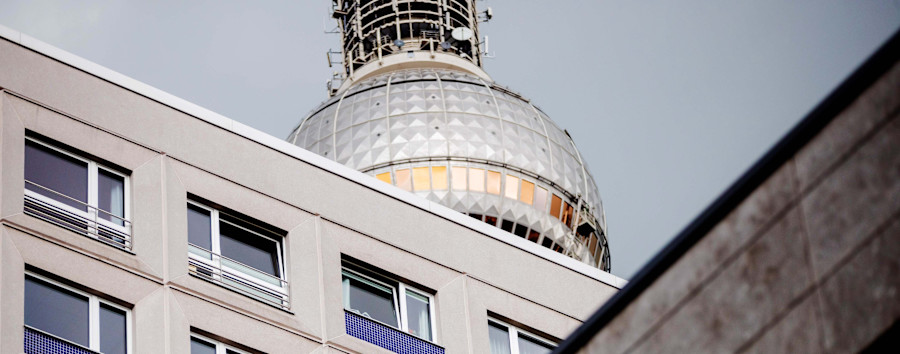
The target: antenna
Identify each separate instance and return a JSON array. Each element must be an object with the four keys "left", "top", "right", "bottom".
[
  {"left": 477, "top": 7, "right": 493, "bottom": 22},
  {"left": 480, "top": 36, "right": 495, "bottom": 59},
  {"left": 451, "top": 27, "right": 474, "bottom": 41}
]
